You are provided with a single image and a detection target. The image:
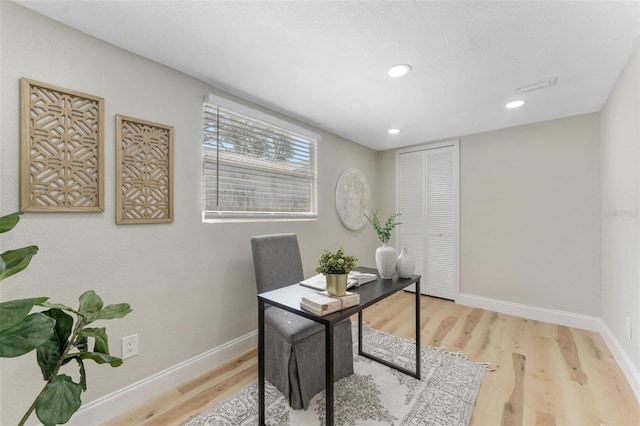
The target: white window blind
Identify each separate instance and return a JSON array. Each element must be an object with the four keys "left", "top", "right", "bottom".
[{"left": 202, "top": 95, "right": 318, "bottom": 221}]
